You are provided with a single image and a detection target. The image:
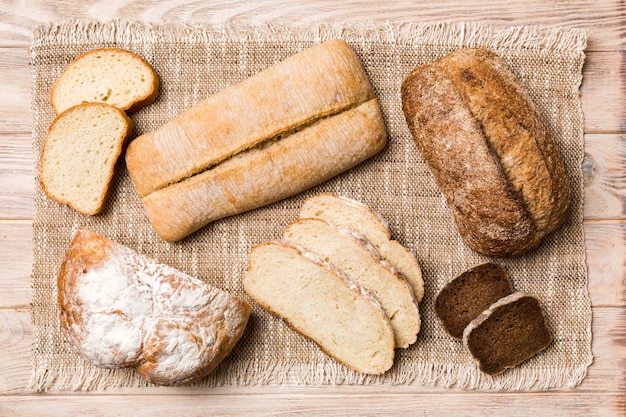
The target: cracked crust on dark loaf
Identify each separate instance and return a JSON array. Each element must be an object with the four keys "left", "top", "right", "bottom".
[{"left": 401, "top": 48, "right": 570, "bottom": 257}]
